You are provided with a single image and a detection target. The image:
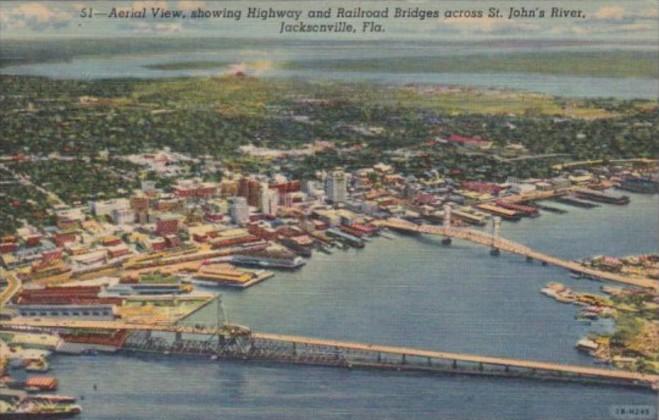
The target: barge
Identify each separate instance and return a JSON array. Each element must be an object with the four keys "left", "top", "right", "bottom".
[{"left": 573, "top": 188, "right": 629, "bottom": 205}]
